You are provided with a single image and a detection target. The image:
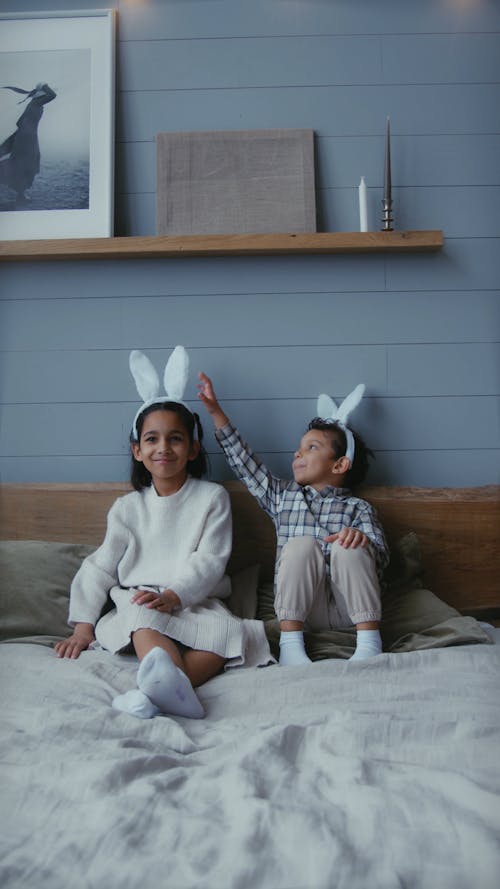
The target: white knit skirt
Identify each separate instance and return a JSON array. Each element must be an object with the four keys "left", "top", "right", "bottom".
[{"left": 94, "top": 585, "right": 273, "bottom": 669}]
